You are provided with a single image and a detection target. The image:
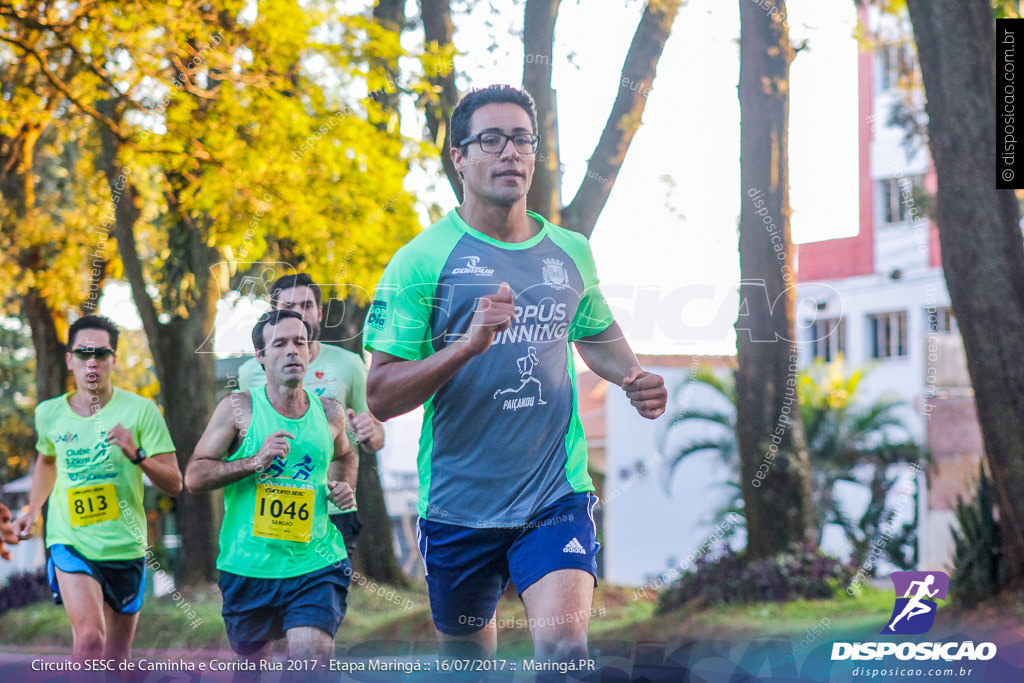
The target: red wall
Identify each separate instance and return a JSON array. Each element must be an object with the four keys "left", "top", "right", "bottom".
[{"left": 797, "top": 8, "right": 875, "bottom": 283}]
